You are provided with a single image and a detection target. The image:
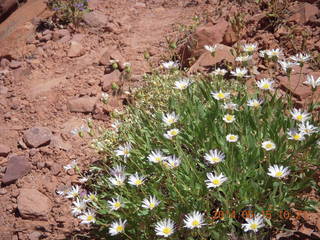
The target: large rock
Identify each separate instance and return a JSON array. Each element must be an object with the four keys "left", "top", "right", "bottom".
[
  {"left": 2, "top": 155, "right": 31, "bottom": 185},
  {"left": 67, "top": 41, "right": 84, "bottom": 58},
  {"left": 189, "top": 44, "right": 234, "bottom": 73},
  {"left": 52, "top": 29, "right": 70, "bottom": 41},
  {"left": 0, "top": 143, "right": 10, "bottom": 157},
  {"left": 82, "top": 10, "right": 108, "bottom": 27},
  {"left": 67, "top": 97, "right": 97, "bottom": 113},
  {"left": 23, "top": 127, "right": 52, "bottom": 148},
  {"left": 17, "top": 188, "right": 51, "bottom": 220},
  {"left": 289, "top": 3, "right": 319, "bottom": 24},
  {"left": 101, "top": 70, "right": 121, "bottom": 91},
  {"left": 0, "top": 0, "right": 17, "bottom": 21}
]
